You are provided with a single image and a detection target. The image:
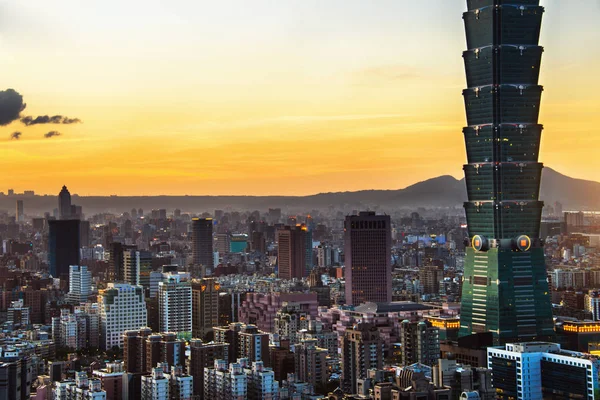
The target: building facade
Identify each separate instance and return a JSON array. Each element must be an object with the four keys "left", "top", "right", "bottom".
[
  {"left": 344, "top": 212, "right": 391, "bottom": 306},
  {"left": 191, "top": 218, "right": 214, "bottom": 273},
  {"left": 99, "top": 283, "right": 147, "bottom": 350},
  {"left": 459, "top": 0, "right": 555, "bottom": 343},
  {"left": 158, "top": 274, "right": 192, "bottom": 335},
  {"left": 191, "top": 278, "right": 220, "bottom": 340},
  {"left": 488, "top": 342, "right": 600, "bottom": 400}
]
